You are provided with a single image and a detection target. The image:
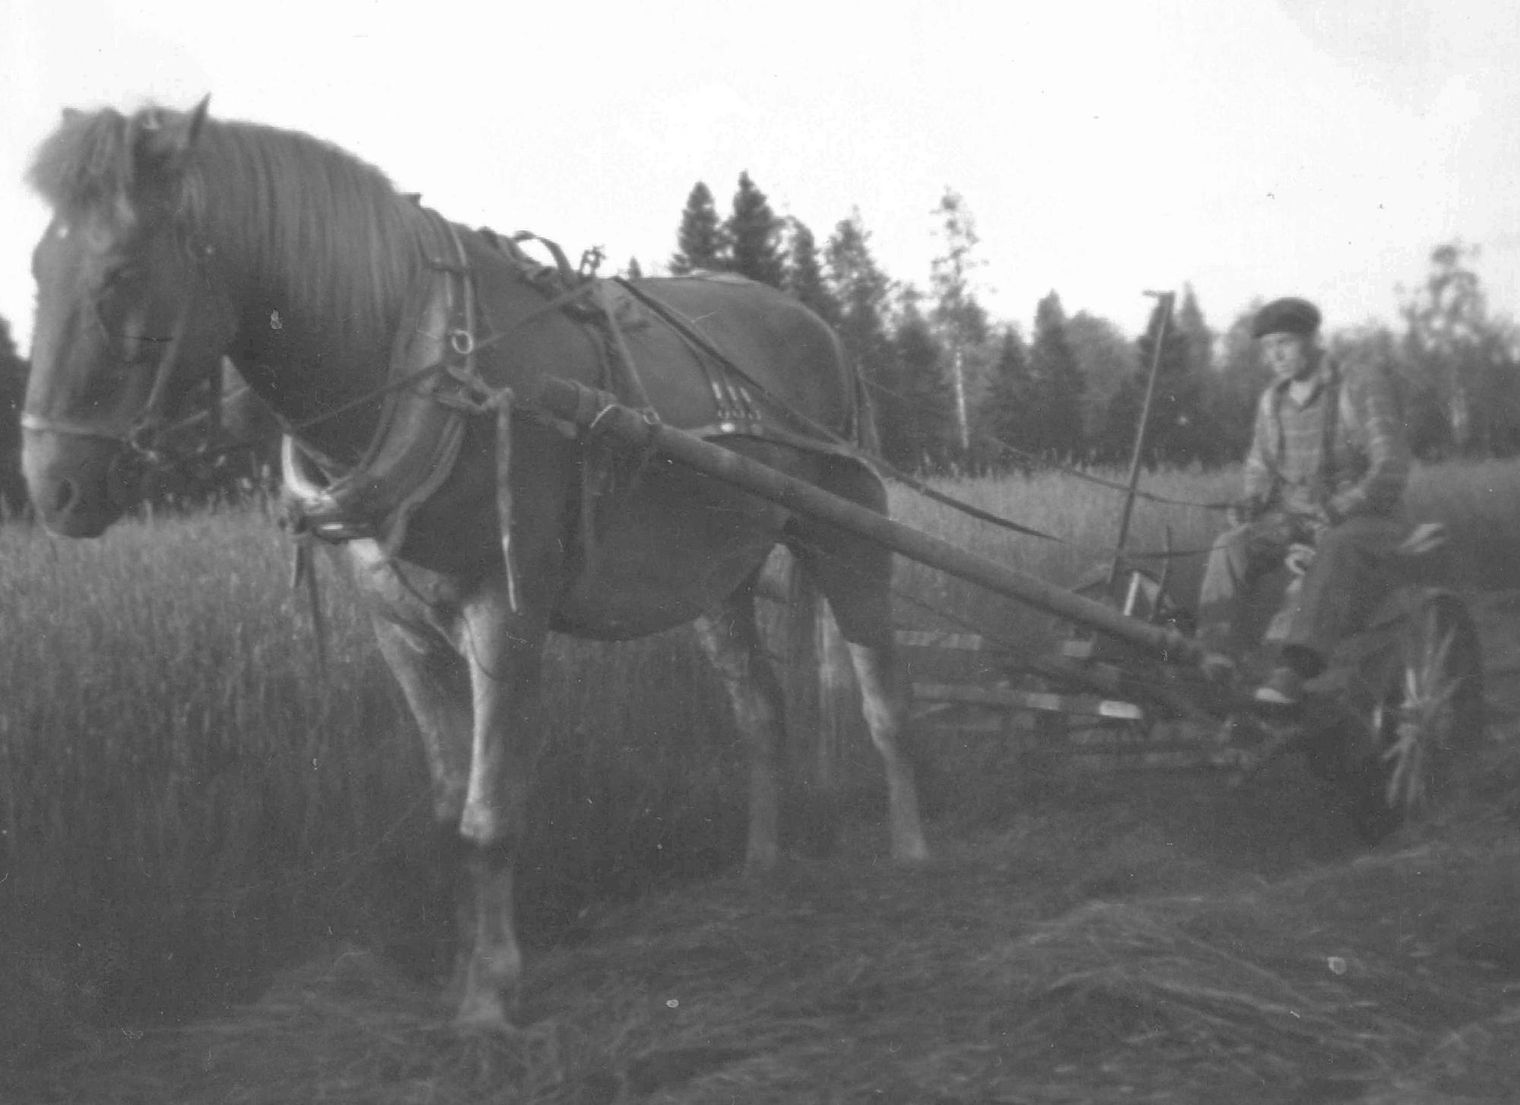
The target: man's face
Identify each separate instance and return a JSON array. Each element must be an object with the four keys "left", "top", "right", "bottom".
[{"left": 1260, "top": 332, "right": 1317, "bottom": 383}]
